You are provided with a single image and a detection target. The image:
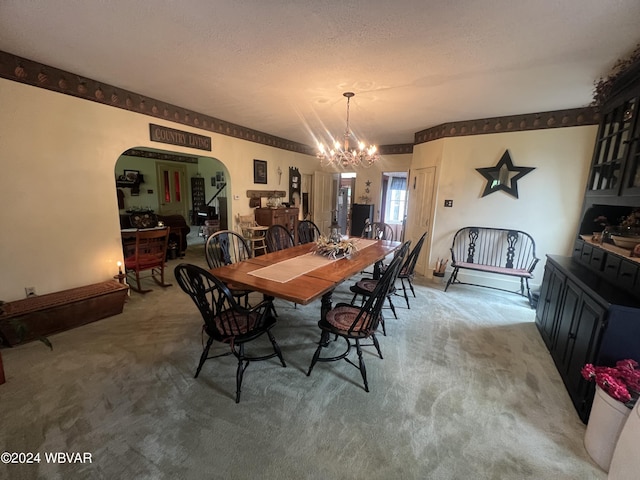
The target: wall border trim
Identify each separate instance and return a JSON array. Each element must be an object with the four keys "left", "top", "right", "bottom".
[{"left": 0, "top": 50, "right": 599, "bottom": 154}]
